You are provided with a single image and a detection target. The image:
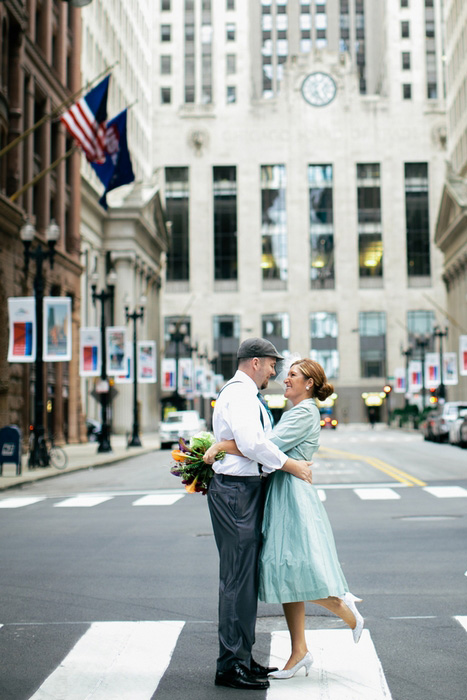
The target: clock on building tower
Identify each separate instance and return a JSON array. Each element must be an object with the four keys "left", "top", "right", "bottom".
[{"left": 301, "top": 72, "right": 337, "bottom": 107}]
